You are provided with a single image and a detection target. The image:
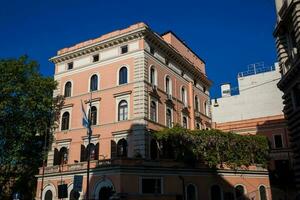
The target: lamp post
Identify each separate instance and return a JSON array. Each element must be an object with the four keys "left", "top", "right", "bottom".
[
  {"left": 40, "top": 124, "right": 50, "bottom": 200},
  {"left": 86, "top": 93, "right": 92, "bottom": 200}
]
